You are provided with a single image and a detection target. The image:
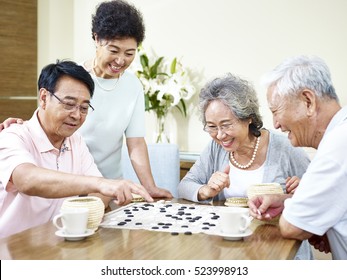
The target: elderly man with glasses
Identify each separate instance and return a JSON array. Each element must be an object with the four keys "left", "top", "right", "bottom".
[{"left": 0, "top": 60, "right": 152, "bottom": 238}]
